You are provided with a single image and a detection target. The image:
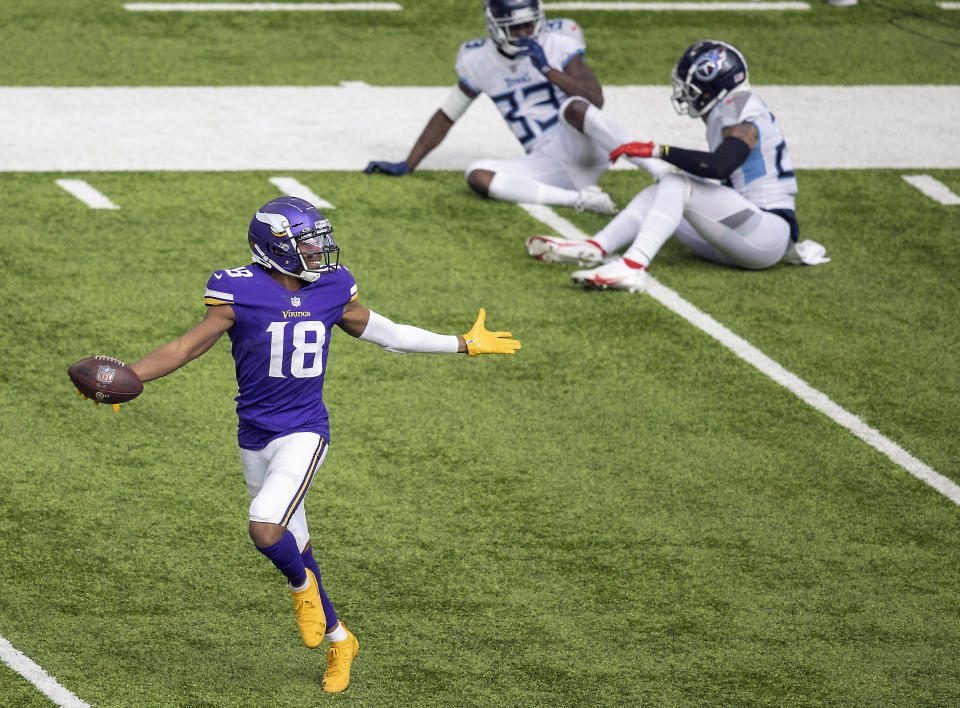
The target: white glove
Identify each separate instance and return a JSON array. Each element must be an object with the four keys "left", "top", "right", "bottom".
[{"left": 784, "top": 239, "right": 830, "bottom": 265}]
